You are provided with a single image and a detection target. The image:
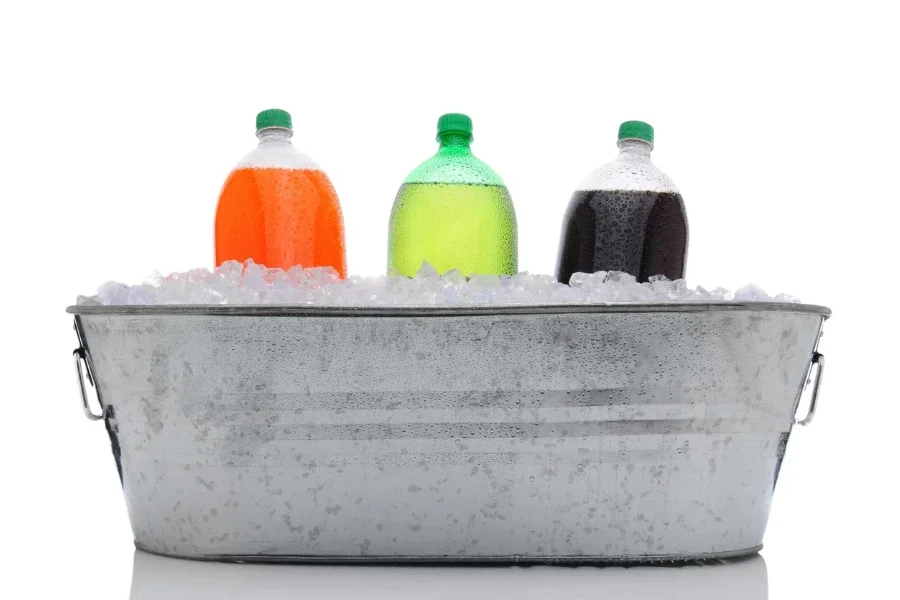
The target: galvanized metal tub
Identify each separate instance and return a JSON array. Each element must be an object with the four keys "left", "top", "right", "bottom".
[{"left": 68, "top": 303, "right": 828, "bottom": 563}]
